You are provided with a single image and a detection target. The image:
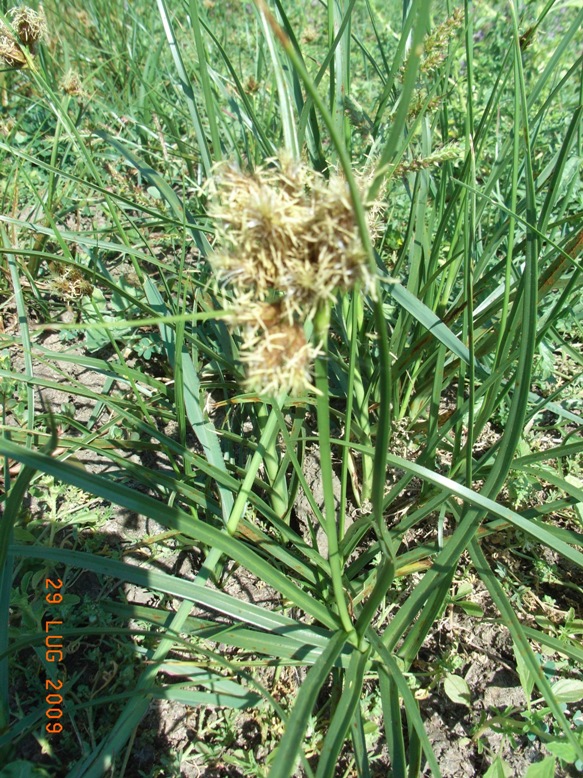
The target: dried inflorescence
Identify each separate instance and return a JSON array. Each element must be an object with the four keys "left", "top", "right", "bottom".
[
  {"left": 59, "top": 69, "right": 86, "bottom": 98},
  {"left": 0, "top": 34, "right": 26, "bottom": 67},
  {"left": 0, "top": 5, "right": 47, "bottom": 68},
  {"left": 48, "top": 265, "right": 94, "bottom": 301},
  {"left": 207, "top": 156, "right": 372, "bottom": 396},
  {"left": 234, "top": 301, "right": 321, "bottom": 397},
  {"left": 10, "top": 5, "right": 46, "bottom": 49}
]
